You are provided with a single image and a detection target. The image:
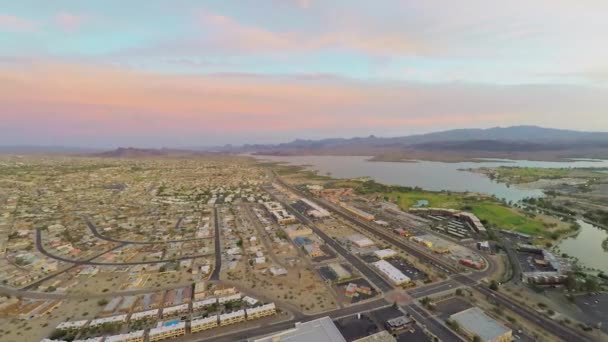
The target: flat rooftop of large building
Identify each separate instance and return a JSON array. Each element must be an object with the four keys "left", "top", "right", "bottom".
[
  {"left": 253, "top": 316, "right": 345, "bottom": 342},
  {"left": 449, "top": 307, "right": 511, "bottom": 342}
]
